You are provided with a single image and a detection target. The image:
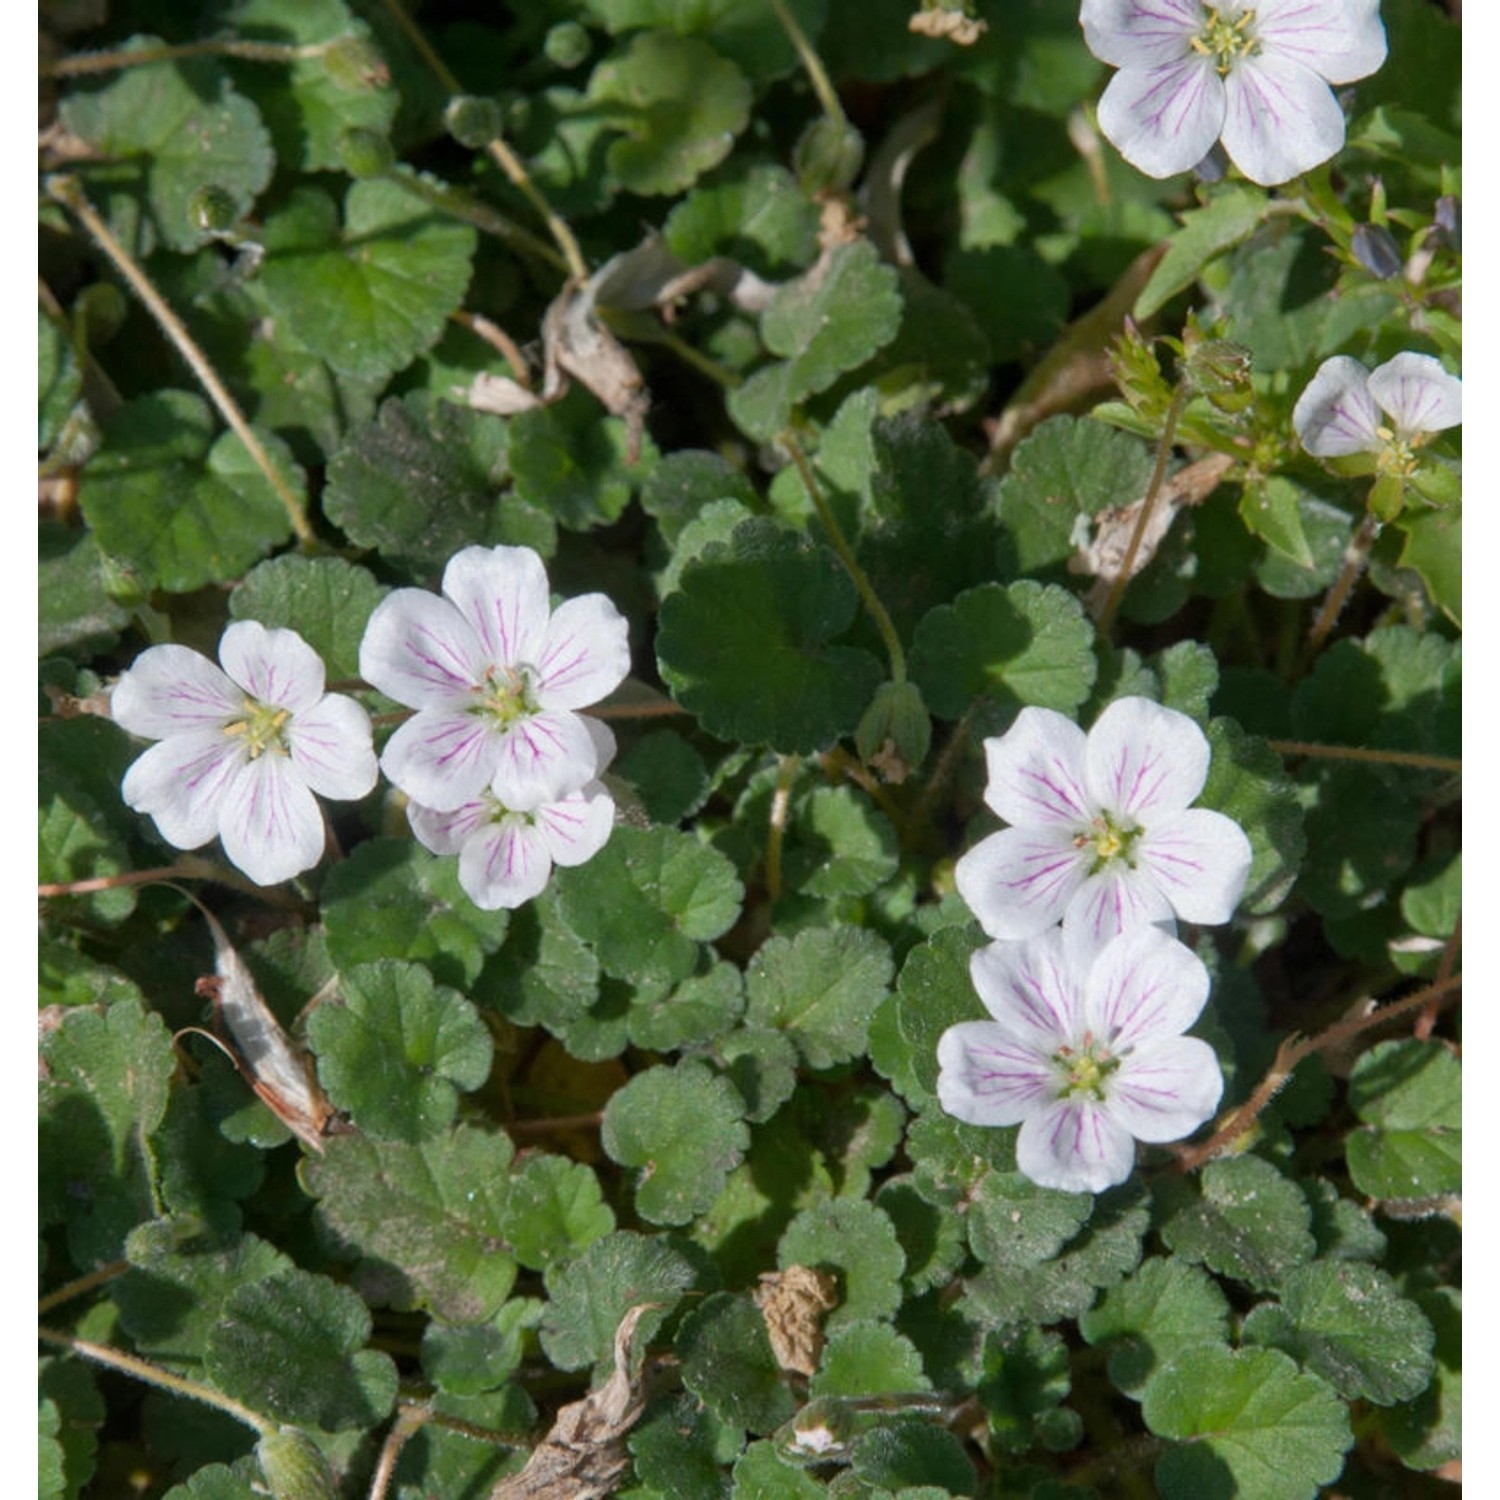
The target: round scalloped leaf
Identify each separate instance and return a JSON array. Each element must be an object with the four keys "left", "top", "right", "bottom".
[
  {"left": 40, "top": 525, "right": 128, "bottom": 658},
  {"left": 732, "top": 1440, "right": 826, "bottom": 1498},
  {"left": 850, "top": 1419, "right": 977, "bottom": 1496},
  {"left": 205, "top": 1267, "right": 398, "bottom": 1431},
  {"left": 230, "top": 554, "right": 388, "bottom": 682},
  {"left": 59, "top": 38, "right": 274, "bottom": 253},
  {"left": 539, "top": 1230, "right": 698, "bottom": 1373},
  {"left": 158, "top": 1467, "right": 261, "bottom": 1500},
  {"left": 476, "top": 887, "right": 600, "bottom": 1030},
  {"left": 78, "top": 391, "right": 298, "bottom": 596},
  {"left": 306, "top": 959, "right": 493, "bottom": 1143},
  {"left": 259, "top": 182, "right": 476, "bottom": 382},
  {"left": 1344, "top": 1040, "right": 1461, "bottom": 1201},
  {"left": 1397, "top": 503, "right": 1460, "bottom": 625},
  {"left": 810, "top": 1321, "right": 929, "bottom": 1398},
  {"left": 873, "top": 1179, "right": 966, "bottom": 1295},
  {"left": 639, "top": 448, "right": 763, "bottom": 549},
  {"left": 744, "top": 926, "right": 893, "bottom": 1070},
  {"left": 553, "top": 825, "right": 743, "bottom": 987},
  {"left": 1078, "top": 1256, "right": 1232, "bottom": 1399},
  {"left": 629, "top": 1391, "right": 744, "bottom": 1497},
  {"left": 1144, "top": 1346, "right": 1351, "bottom": 1500},
  {"left": 39, "top": 756, "right": 136, "bottom": 928},
  {"left": 909, "top": 581, "right": 1097, "bottom": 722},
  {"left": 302, "top": 1128, "right": 517, "bottom": 1324},
  {"left": 663, "top": 164, "right": 820, "bottom": 275},
  {"left": 421, "top": 1298, "right": 544, "bottom": 1396},
  {"left": 1380, "top": 1285, "right": 1459, "bottom": 1471},
  {"left": 1241, "top": 1260, "right": 1434, "bottom": 1405},
  {"left": 966, "top": 1172, "right": 1093, "bottom": 1269},
  {"left": 781, "top": 785, "right": 899, "bottom": 899},
  {"left": 656, "top": 518, "right": 884, "bottom": 753},
  {"left": 499, "top": 1154, "right": 615, "bottom": 1270},
  {"left": 678, "top": 1292, "right": 798, "bottom": 1434},
  {"left": 630, "top": 962, "right": 746, "bottom": 1054},
  {"left": 588, "top": 32, "right": 751, "bottom": 195},
  {"left": 714, "top": 1025, "right": 799, "bottom": 1123},
  {"left": 974, "top": 1325, "right": 1072, "bottom": 1450},
  {"left": 894, "top": 923, "right": 986, "bottom": 1100},
  {"left": 585, "top": 0, "right": 829, "bottom": 81},
  {"left": 602, "top": 1060, "right": 749, "bottom": 1225},
  {"left": 777, "top": 1199, "right": 904, "bottom": 1331}
]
